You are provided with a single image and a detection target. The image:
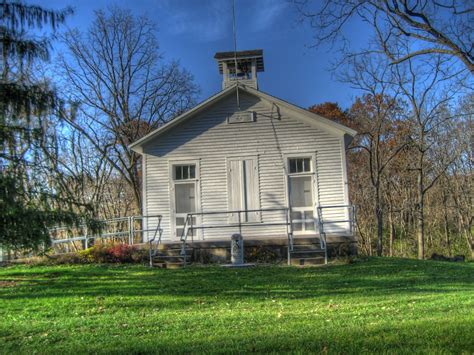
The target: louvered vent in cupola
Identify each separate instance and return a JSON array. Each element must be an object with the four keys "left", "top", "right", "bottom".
[{"left": 214, "top": 49, "right": 264, "bottom": 90}]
